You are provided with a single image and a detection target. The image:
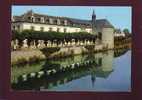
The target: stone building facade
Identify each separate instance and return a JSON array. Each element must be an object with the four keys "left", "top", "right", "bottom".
[{"left": 12, "top": 10, "right": 114, "bottom": 49}]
